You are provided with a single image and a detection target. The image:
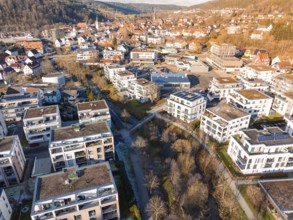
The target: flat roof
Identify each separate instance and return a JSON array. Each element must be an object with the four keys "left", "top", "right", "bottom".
[
  {"left": 77, "top": 100, "right": 108, "bottom": 112},
  {"left": 208, "top": 102, "right": 249, "bottom": 121},
  {"left": 243, "top": 127, "right": 293, "bottom": 146},
  {"left": 24, "top": 105, "right": 58, "bottom": 119},
  {"left": 237, "top": 89, "right": 270, "bottom": 100},
  {"left": 135, "top": 79, "right": 154, "bottom": 86},
  {"left": 248, "top": 65, "right": 274, "bottom": 71},
  {"left": 171, "top": 91, "right": 202, "bottom": 102},
  {"left": 259, "top": 179, "right": 293, "bottom": 212},
  {"left": 151, "top": 73, "right": 190, "bottom": 84},
  {"left": 215, "top": 77, "right": 238, "bottom": 84},
  {"left": 0, "top": 136, "right": 16, "bottom": 151},
  {"left": 51, "top": 122, "right": 110, "bottom": 142},
  {"left": 0, "top": 93, "right": 38, "bottom": 102},
  {"left": 117, "top": 71, "right": 134, "bottom": 77},
  {"left": 37, "top": 163, "right": 112, "bottom": 200}
]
